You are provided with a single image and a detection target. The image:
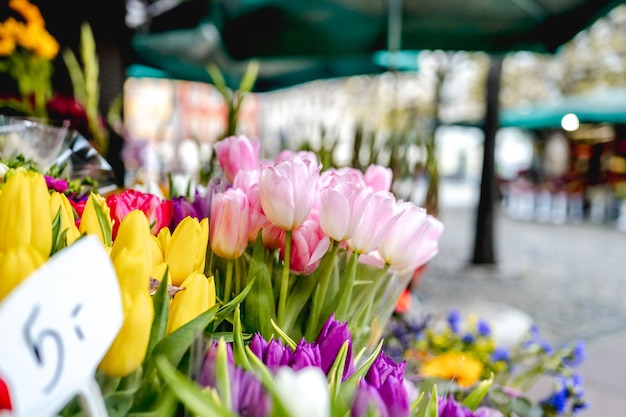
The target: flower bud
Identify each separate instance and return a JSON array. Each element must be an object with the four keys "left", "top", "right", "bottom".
[
  {"left": 166, "top": 272, "right": 216, "bottom": 334},
  {"left": 165, "top": 217, "right": 209, "bottom": 286}
]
